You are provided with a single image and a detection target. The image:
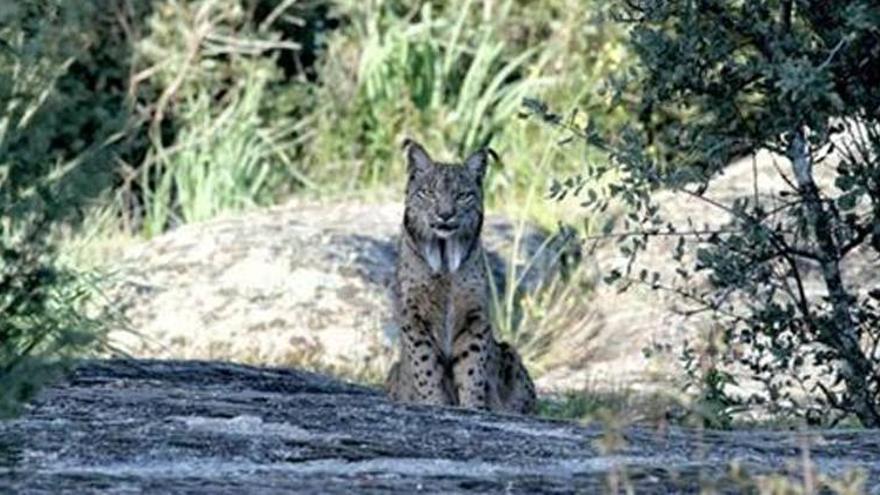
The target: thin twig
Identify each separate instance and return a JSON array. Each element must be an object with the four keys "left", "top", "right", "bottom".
[
  {"left": 818, "top": 38, "right": 848, "bottom": 71},
  {"left": 258, "top": 0, "right": 300, "bottom": 33}
]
